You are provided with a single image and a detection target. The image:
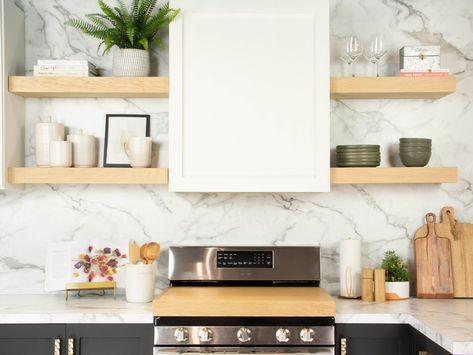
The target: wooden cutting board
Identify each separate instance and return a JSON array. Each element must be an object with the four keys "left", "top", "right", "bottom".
[
  {"left": 441, "top": 207, "right": 473, "bottom": 297},
  {"left": 153, "top": 287, "right": 336, "bottom": 317},
  {"left": 414, "top": 213, "right": 454, "bottom": 298}
]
